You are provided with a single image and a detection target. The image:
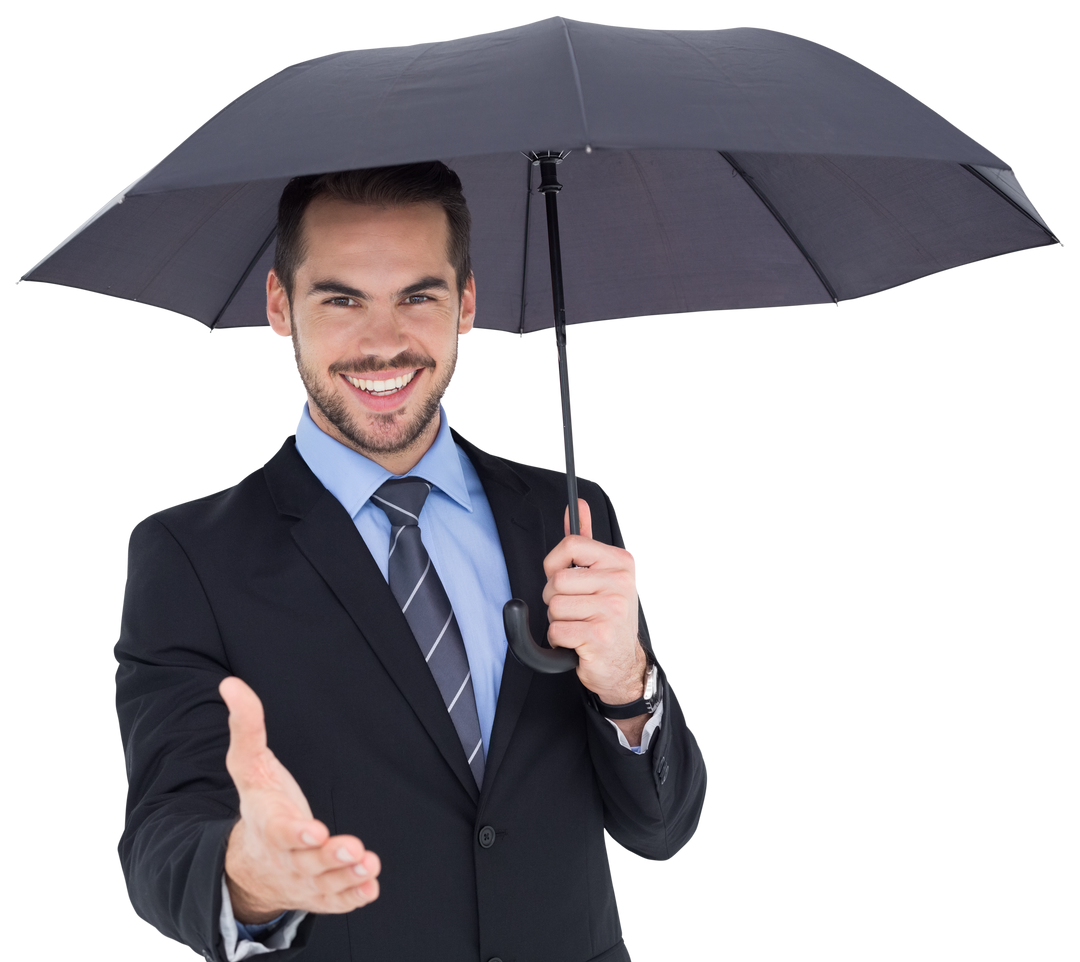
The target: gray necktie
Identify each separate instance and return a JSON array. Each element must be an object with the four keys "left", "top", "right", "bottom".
[{"left": 371, "top": 478, "right": 485, "bottom": 788}]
